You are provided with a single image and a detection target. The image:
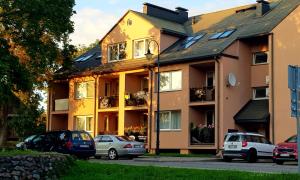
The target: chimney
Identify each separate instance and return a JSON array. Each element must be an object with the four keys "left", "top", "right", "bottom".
[
  {"left": 256, "top": 0, "right": 270, "bottom": 17},
  {"left": 143, "top": 3, "right": 188, "bottom": 24}
]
